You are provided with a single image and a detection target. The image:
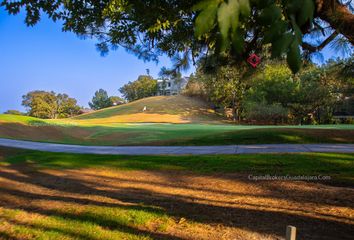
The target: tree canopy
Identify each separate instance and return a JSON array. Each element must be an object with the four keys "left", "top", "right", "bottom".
[
  {"left": 2, "top": 0, "right": 353, "bottom": 73},
  {"left": 22, "top": 91, "right": 80, "bottom": 119},
  {"left": 183, "top": 57, "right": 353, "bottom": 123},
  {"left": 120, "top": 75, "right": 158, "bottom": 101},
  {"left": 88, "top": 89, "right": 123, "bottom": 110},
  {"left": 3, "top": 110, "right": 25, "bottom": 115}
]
